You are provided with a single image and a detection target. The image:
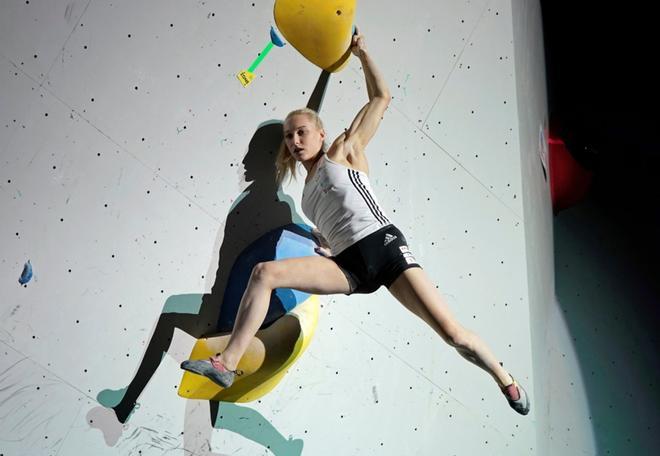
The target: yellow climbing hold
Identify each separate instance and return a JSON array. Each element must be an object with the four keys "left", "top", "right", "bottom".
[
  {"left": 177, "top": 295, "right": 319, "bottom": 402},
  {"left": 274, "top": 0, "right": 356, "bottom": 72}
]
